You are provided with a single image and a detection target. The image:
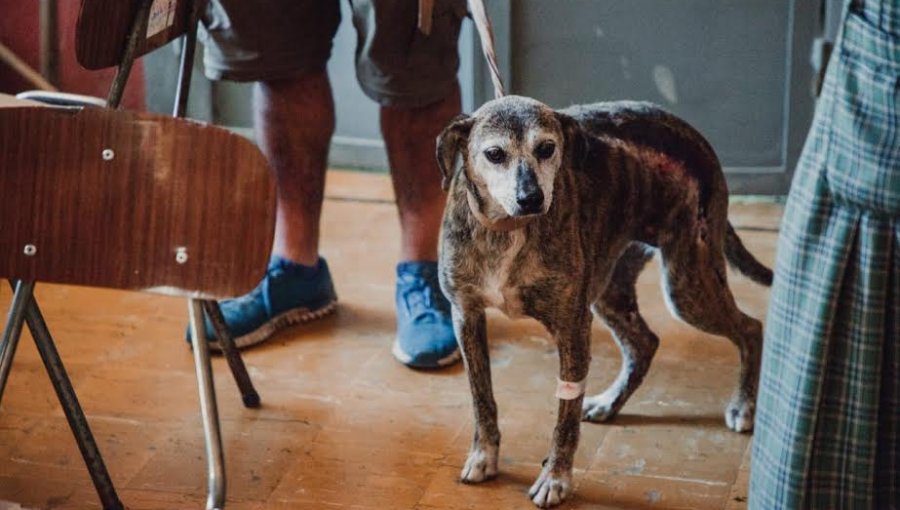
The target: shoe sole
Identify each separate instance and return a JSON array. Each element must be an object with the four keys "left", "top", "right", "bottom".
[
  {"left": 209, "top": 300, "right": 338, "bottom": 352},
  {"left": 392, "top": 338, "right": 461, "bottom": 369}
]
